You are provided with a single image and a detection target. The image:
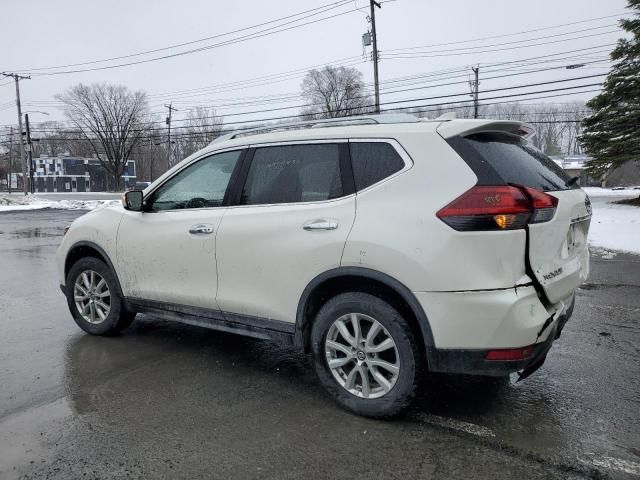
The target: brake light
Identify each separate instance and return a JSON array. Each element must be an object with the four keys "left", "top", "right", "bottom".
[
  {"left": 485, "top": 346, "right": 534, "bottom": 361},
  {"left": 521, "top": 186, "right": 558, "bottom": 223},
  {"left": 436, "top": 185, "right": 557, "bottom": 231}
]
